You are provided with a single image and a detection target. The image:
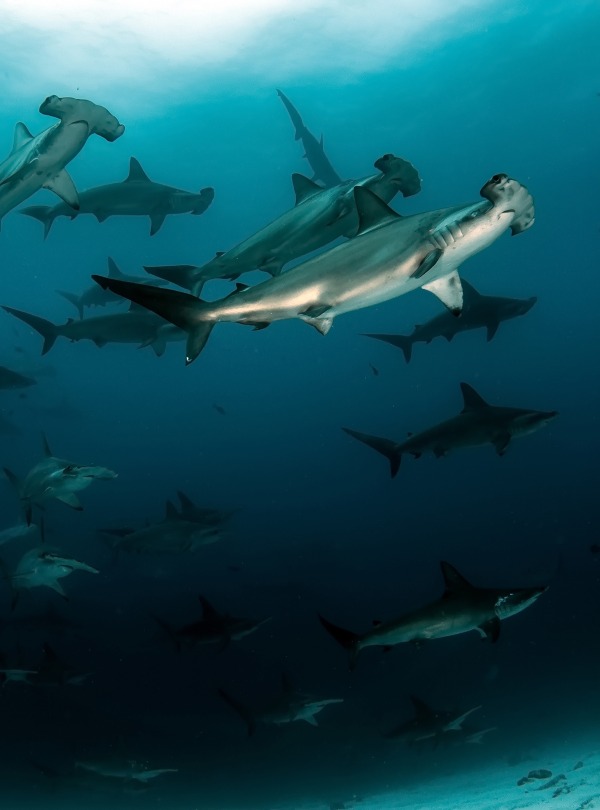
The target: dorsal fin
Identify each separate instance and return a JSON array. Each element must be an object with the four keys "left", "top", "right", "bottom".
[
  {"left": 165, "top": 500, "right": 178, "bottom": 519},
  {"left": 440, "top": 561, "right": 474, "bottom": 594},
  {"left": 42, "top": 642, "right": 59, "bottom": 662},
  {"left": 410, "top": 695, "right": 434, "bottom": 718},
  {"left": 460, "top": 279, "right": 481, "bottom": 301},
  {"left": 107, "top": 257, "right": 124, "bottom": 277},
  {"left": 12, "top": 122, "right": 34, "bottom": 153},
  {"left": 177, "top": 490, "right": 195, "bottom": 510},
  {"left": 460, "top": 383, "right": 489, "bottom": 412},
  {"left": 199, "top": 596, "right": 220, "bottom": 620},
  {"left": 41, "top": 433, "right": 53, "bottom": 458},
  {"left": 291, "top": 173, "right": 322, "bottom": 205},
  {"left": 354, "top": 187, "right": 401, "bottom": 236},
  {"left": 124, "top": 157, "right": 150, "bottom": 183}
]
